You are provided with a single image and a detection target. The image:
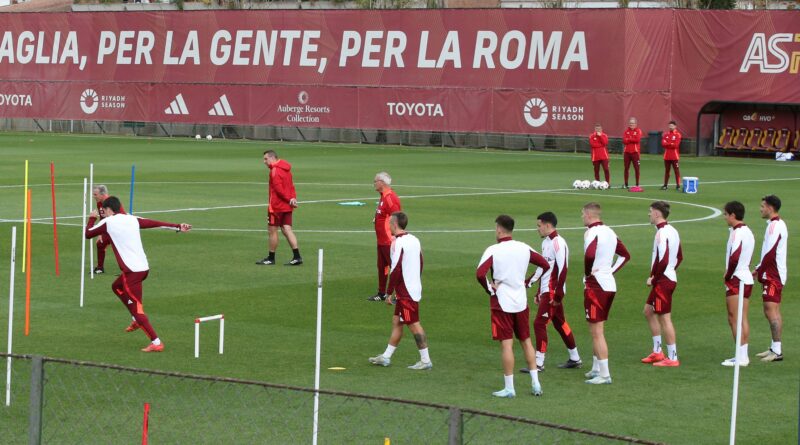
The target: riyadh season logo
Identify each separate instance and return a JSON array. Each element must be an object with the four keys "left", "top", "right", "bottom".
[
  {"left": 524, "top": 97, "right": 584, "bottom": 127},
  {"left": 80, "top": 89, "right": 126, "bottom": 115},
  {"left": 80, "top": 89, "right": 98, "bottom": 114},
  {"left": 298, "top": 91, "right": 309, "bottom": 105}
]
